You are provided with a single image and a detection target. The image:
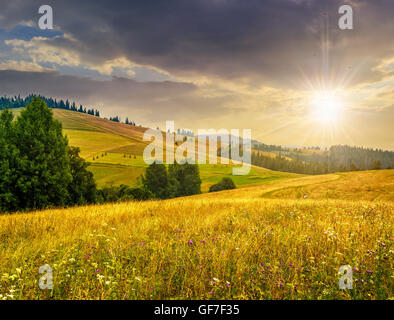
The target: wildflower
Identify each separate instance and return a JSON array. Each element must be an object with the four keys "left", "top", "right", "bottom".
[
  {"left": 366, "top": 270, "right": 373, "bottom": 274},
  {"left": 188, "top": 240, "right": 193, "bottom": 245}
]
